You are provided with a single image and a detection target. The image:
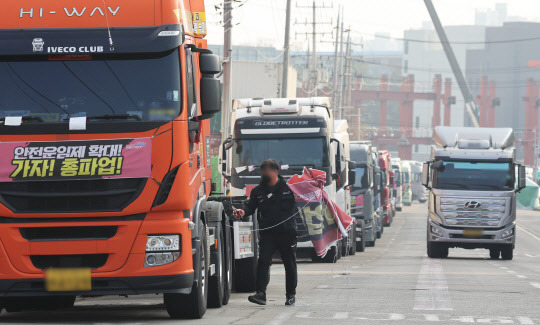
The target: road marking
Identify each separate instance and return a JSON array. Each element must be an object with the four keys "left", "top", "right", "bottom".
[
  {"left": 516, "top": 275, "right": 528, "bottom": 279},
  {"left": 524, "top": 254, "right": 535, "bottom": 258},
  {"left": 529, "top": 282, "right": 540, "bottom": 289},
  {"left": 293, "top": 312, "right": 537, "bottom": 323},
  {"left": 507, "top": 270, "right": 516, "bottom": 274},
  {"left": 500, "top": 267, "right": 508, "bottom": 270},
  {"left": 414, "top": 258, "right": 453, "bottom": 311},
  {"left": 333, "top": 312, "right": 349, "bottom": 319},
  {"left": 517, "top": 224, "right": 540, "bottom": 241}
]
